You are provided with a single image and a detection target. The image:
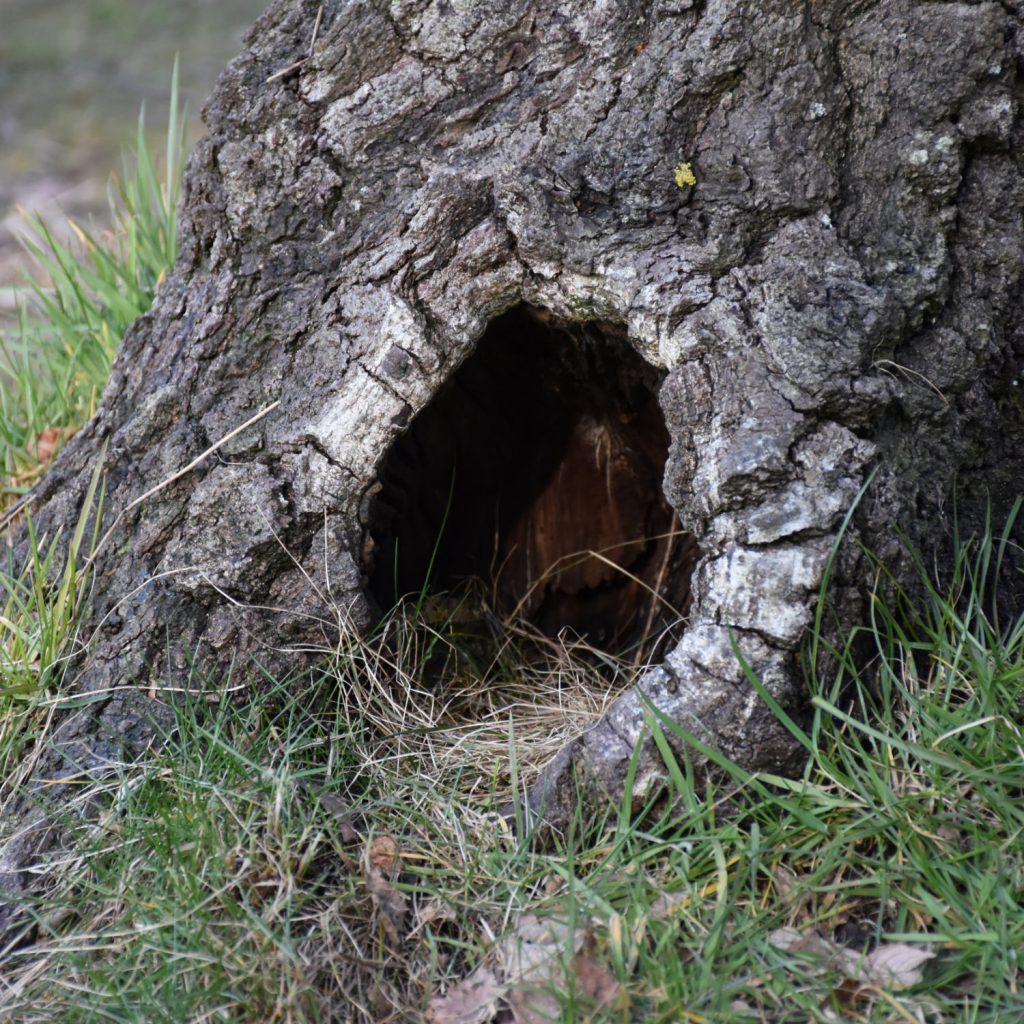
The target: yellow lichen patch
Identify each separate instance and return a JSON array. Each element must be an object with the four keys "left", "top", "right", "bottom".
[{"left": 673, "top": 162, "right": 697, "bottom": 188}]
